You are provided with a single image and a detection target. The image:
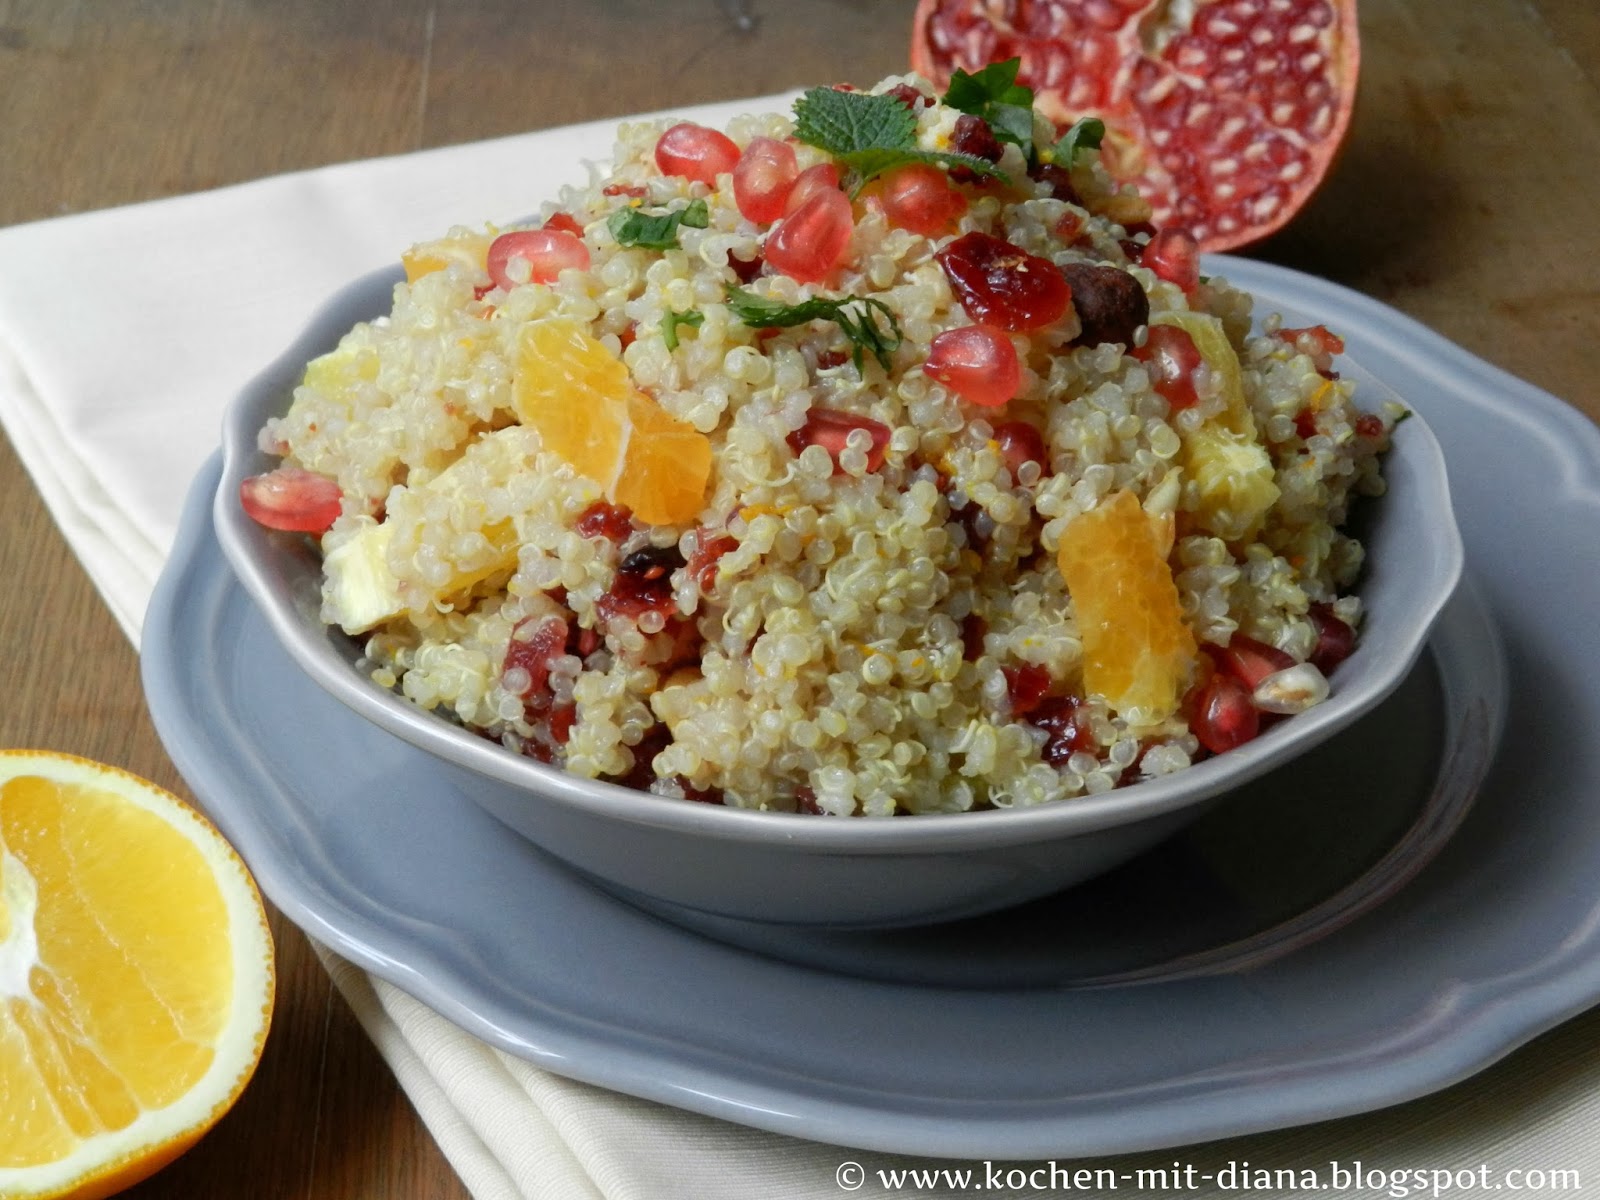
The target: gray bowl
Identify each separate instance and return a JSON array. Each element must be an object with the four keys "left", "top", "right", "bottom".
[{"left": 212, "top": 265, "right": 1463, "bottom": 928}]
